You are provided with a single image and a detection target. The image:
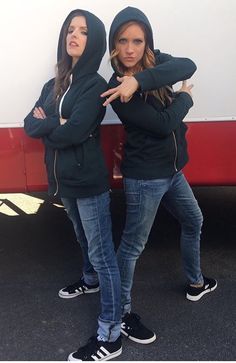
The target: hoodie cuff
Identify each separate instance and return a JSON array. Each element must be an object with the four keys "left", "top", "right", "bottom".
[
  {"left": 177, "top": 92, "right": 194, "bottom": 108},
  {"left": 134, "top": 70, "right": 154, "bottom": 92},
  {"left": 46, "top": 115, "right": 60, "bottom": 129}
]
